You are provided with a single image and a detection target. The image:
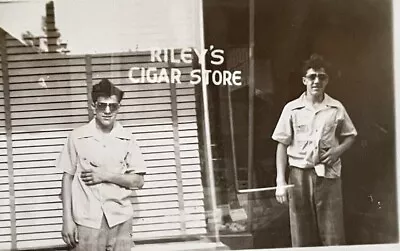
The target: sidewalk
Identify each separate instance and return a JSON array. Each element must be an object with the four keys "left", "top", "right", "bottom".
[{"left": 132, "top": 240, "right": 229, "bottom": 251}]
